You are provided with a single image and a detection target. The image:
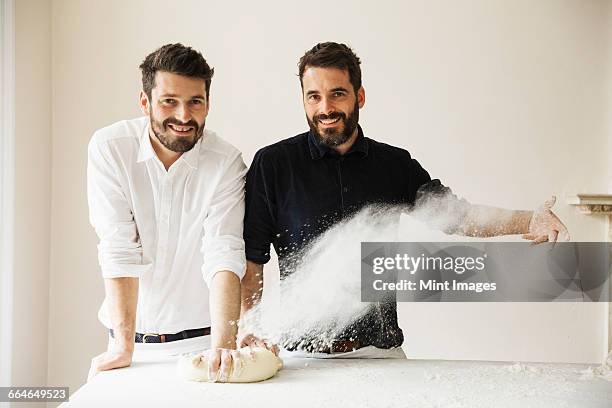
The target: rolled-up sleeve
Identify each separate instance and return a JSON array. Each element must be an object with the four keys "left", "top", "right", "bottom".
[
  {"left": 87, "top": 135, "right": 150, "bottom": 278},
  {"left": 414, "top": 178, "right": 471, "bottom": 235},
  {"left": 201, "top": 151, "right": 248, "bottom": 286}
]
